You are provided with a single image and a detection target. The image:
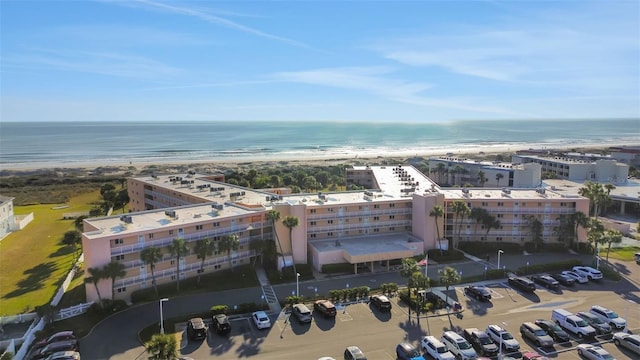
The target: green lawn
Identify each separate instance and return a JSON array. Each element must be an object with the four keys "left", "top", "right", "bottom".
[
  {"left": 599, "top": 246, "right": 640, "bottom": 261},
  {"left": 0, "top": 190, "right": 100, "bottom": 316}
]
